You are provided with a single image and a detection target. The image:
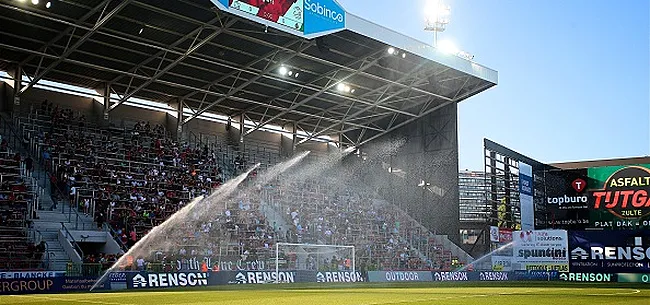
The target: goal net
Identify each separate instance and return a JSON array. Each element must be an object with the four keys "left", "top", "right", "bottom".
[{"left": 275, "top": 243, "right": 355, "bottom": 280}]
